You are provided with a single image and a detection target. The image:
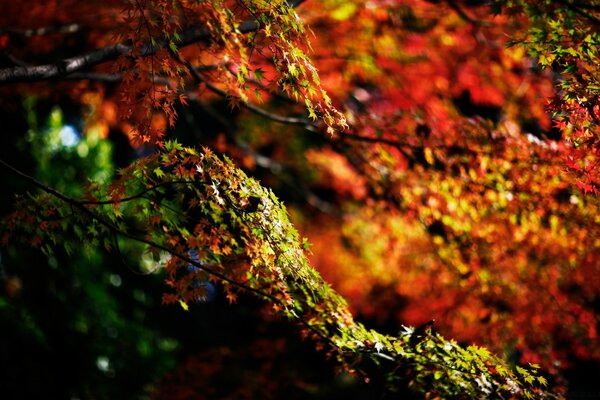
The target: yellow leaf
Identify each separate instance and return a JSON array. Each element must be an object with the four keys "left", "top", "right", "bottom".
[
  {"left": 178, "top": 299, "right": 189, "bottom": 311},
  {"left": 332, "top": 3, "right": 357, "bottom": 21},
  {"left": 424, "top": 147, "right": 435, "bottom": 165}
]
